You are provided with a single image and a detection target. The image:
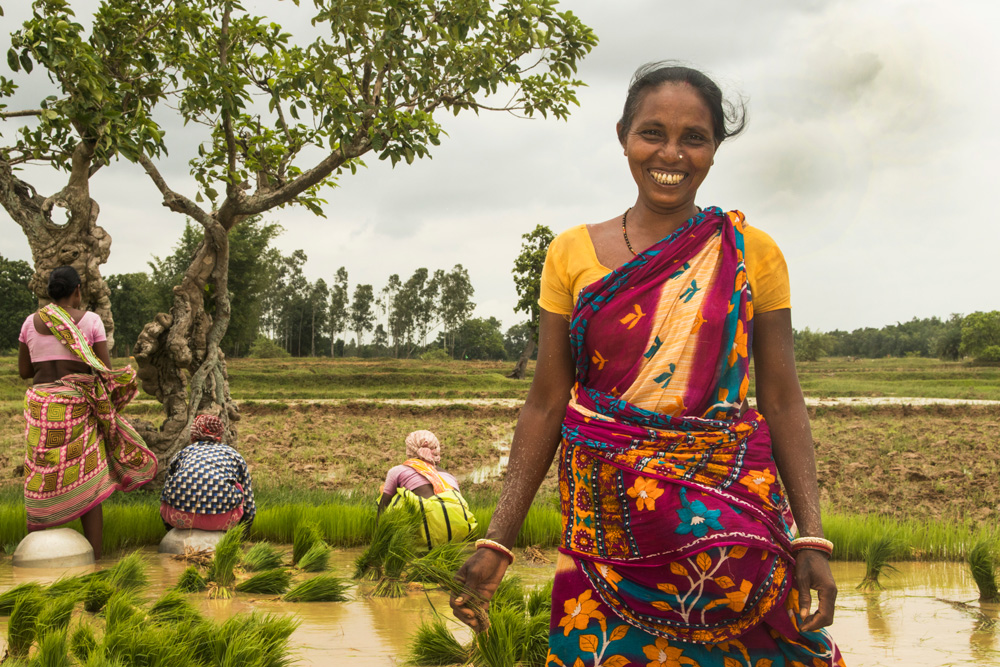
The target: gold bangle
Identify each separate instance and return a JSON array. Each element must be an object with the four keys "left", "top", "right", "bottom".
[{"left": 475, "top": 539, "right": 515, "bottom": 564}]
